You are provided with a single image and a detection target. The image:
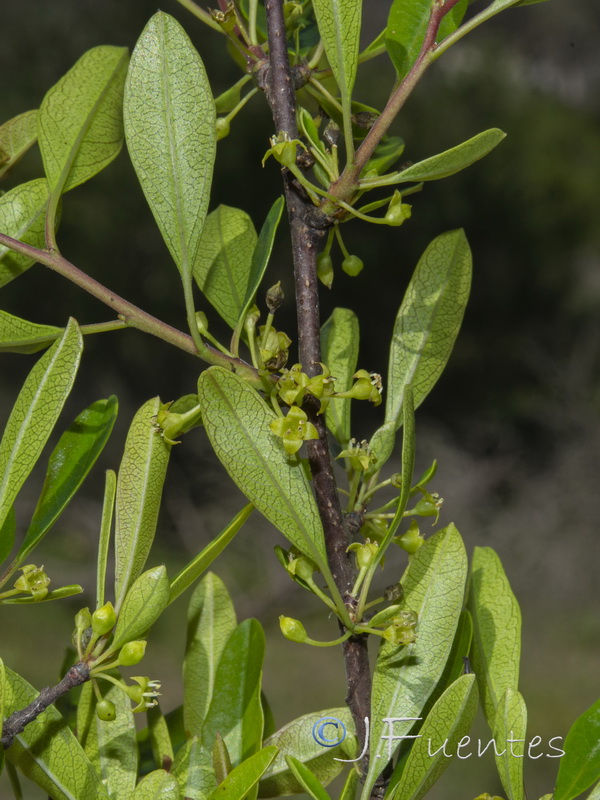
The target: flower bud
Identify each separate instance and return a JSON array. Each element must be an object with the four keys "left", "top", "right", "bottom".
[
  {"left": 91, "top": 602, "right": 116, "bottom": 636},
  {"left": 398, "top": 521, "right": 425, "bottom": 555},
  {"left": 288, "top": 553, "right": 317, "bottom": 583},
  {"left": 341, "top": 255, "right": 364, "bottom": 277},
  {"left": 216, "top": 117, "right": 230, "bottom": 140},
  {"left": 14, "top": 564, "right": 50, "bottom": 601},
  {"left": 75, "top": 607, "right": 92, "bottom": 632},
  {"left": 317, "top": 253, "right": 334, "bottom": 288},
  {"left": 347, "top": 540, "right": 378, "bottom": 570},
  {"left": 119, "top": 640, "right": 147, "bottom": 666},
  {"left": 369, "top": 604, "right": 403, "bottom": 627},
  {"left": 279, "top": 615, "right": 308, "bottom": 643},
  {"left": 266, "top": 281, "right": 285, "bottom": 313},
  {"left": 195, "top": 311, "right": 209, "bottom": 335},
  {"left": 96, "top": 699, "right": 117, "bottom": 721}
]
